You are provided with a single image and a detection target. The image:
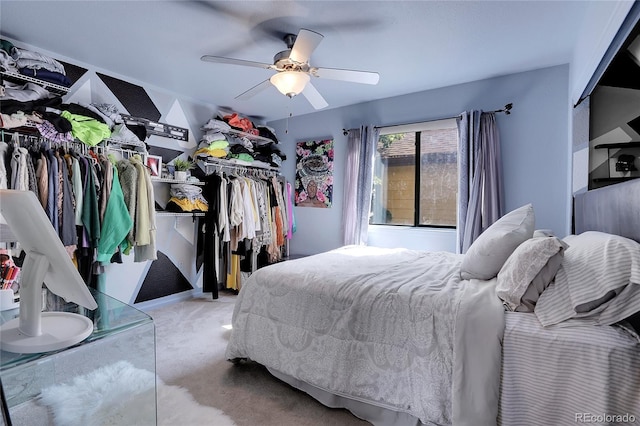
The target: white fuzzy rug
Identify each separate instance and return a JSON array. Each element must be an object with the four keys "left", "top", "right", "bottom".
[{"left": 37, "top": 360, "right": 236, "bottom": 426}]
